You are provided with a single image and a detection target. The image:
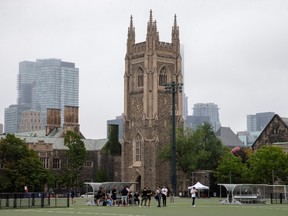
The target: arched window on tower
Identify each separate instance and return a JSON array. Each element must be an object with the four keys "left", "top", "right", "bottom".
[
  {"left": 137, "top": 67, "right": 144, "bottom": 87},
  {"left": 134, "top": 133, "right": 142, "bottom": 162},
  {"left": 159, "top": 66, "right": 167, "bottom": 86}
]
